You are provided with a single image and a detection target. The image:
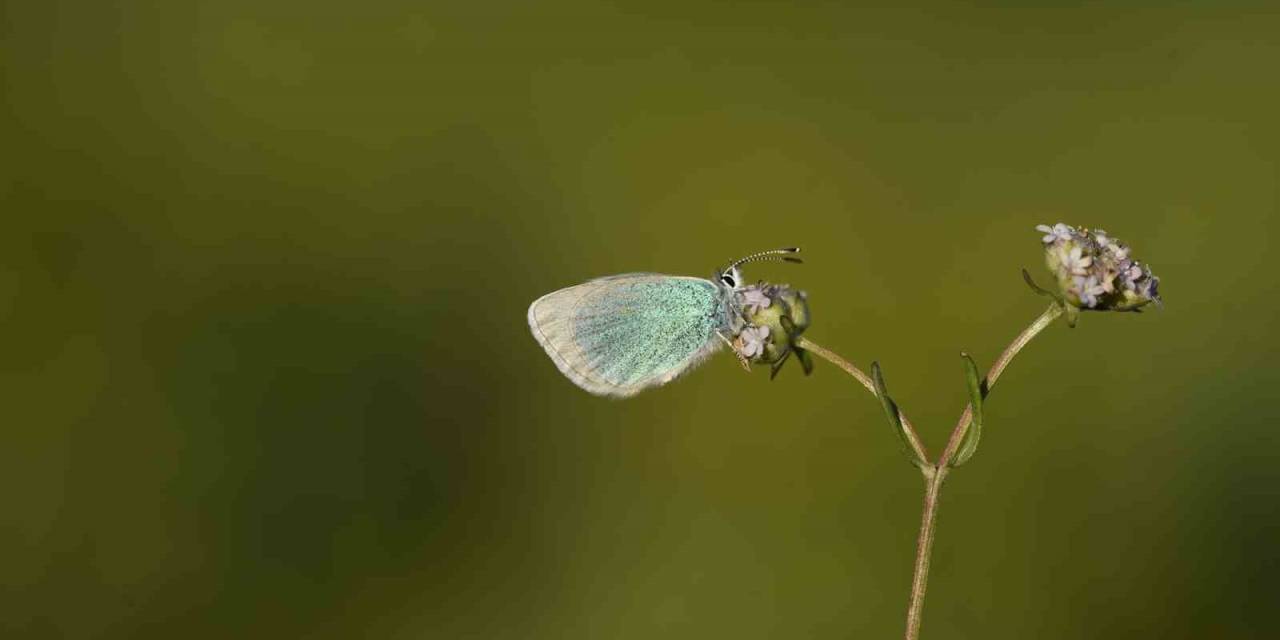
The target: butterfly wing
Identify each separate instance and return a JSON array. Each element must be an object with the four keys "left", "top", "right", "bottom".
[{"left": 528, "top": 274, "right": 727, "bottom": 397}]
